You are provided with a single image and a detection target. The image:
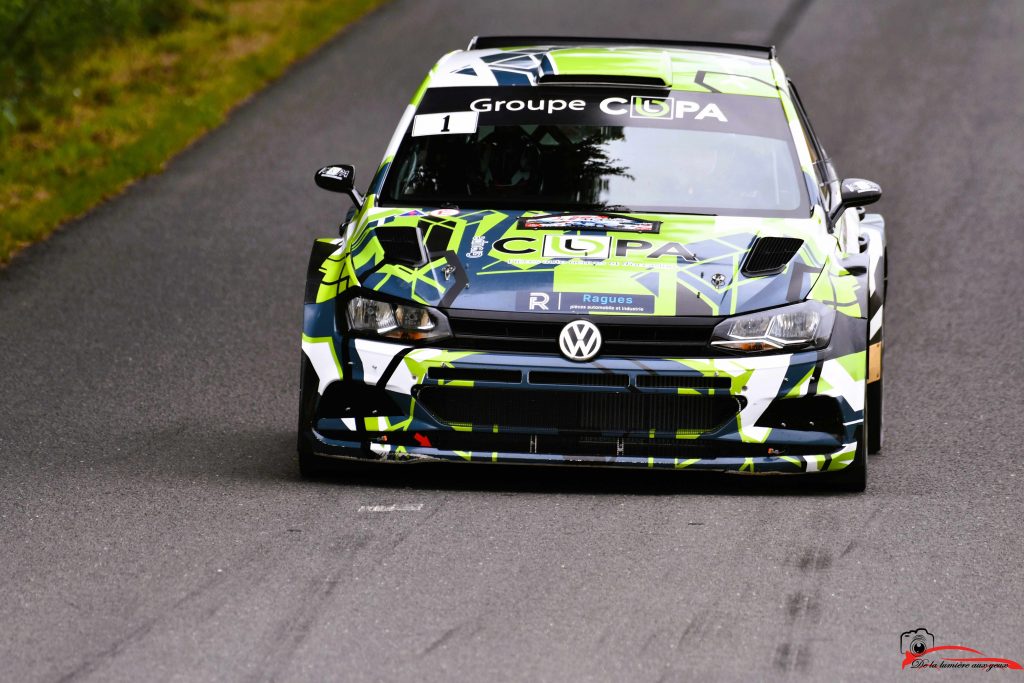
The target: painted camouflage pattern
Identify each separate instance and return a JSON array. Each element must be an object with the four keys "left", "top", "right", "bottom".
[{"left": 300, "top": 43, "right": 880, "bottom": 474}]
